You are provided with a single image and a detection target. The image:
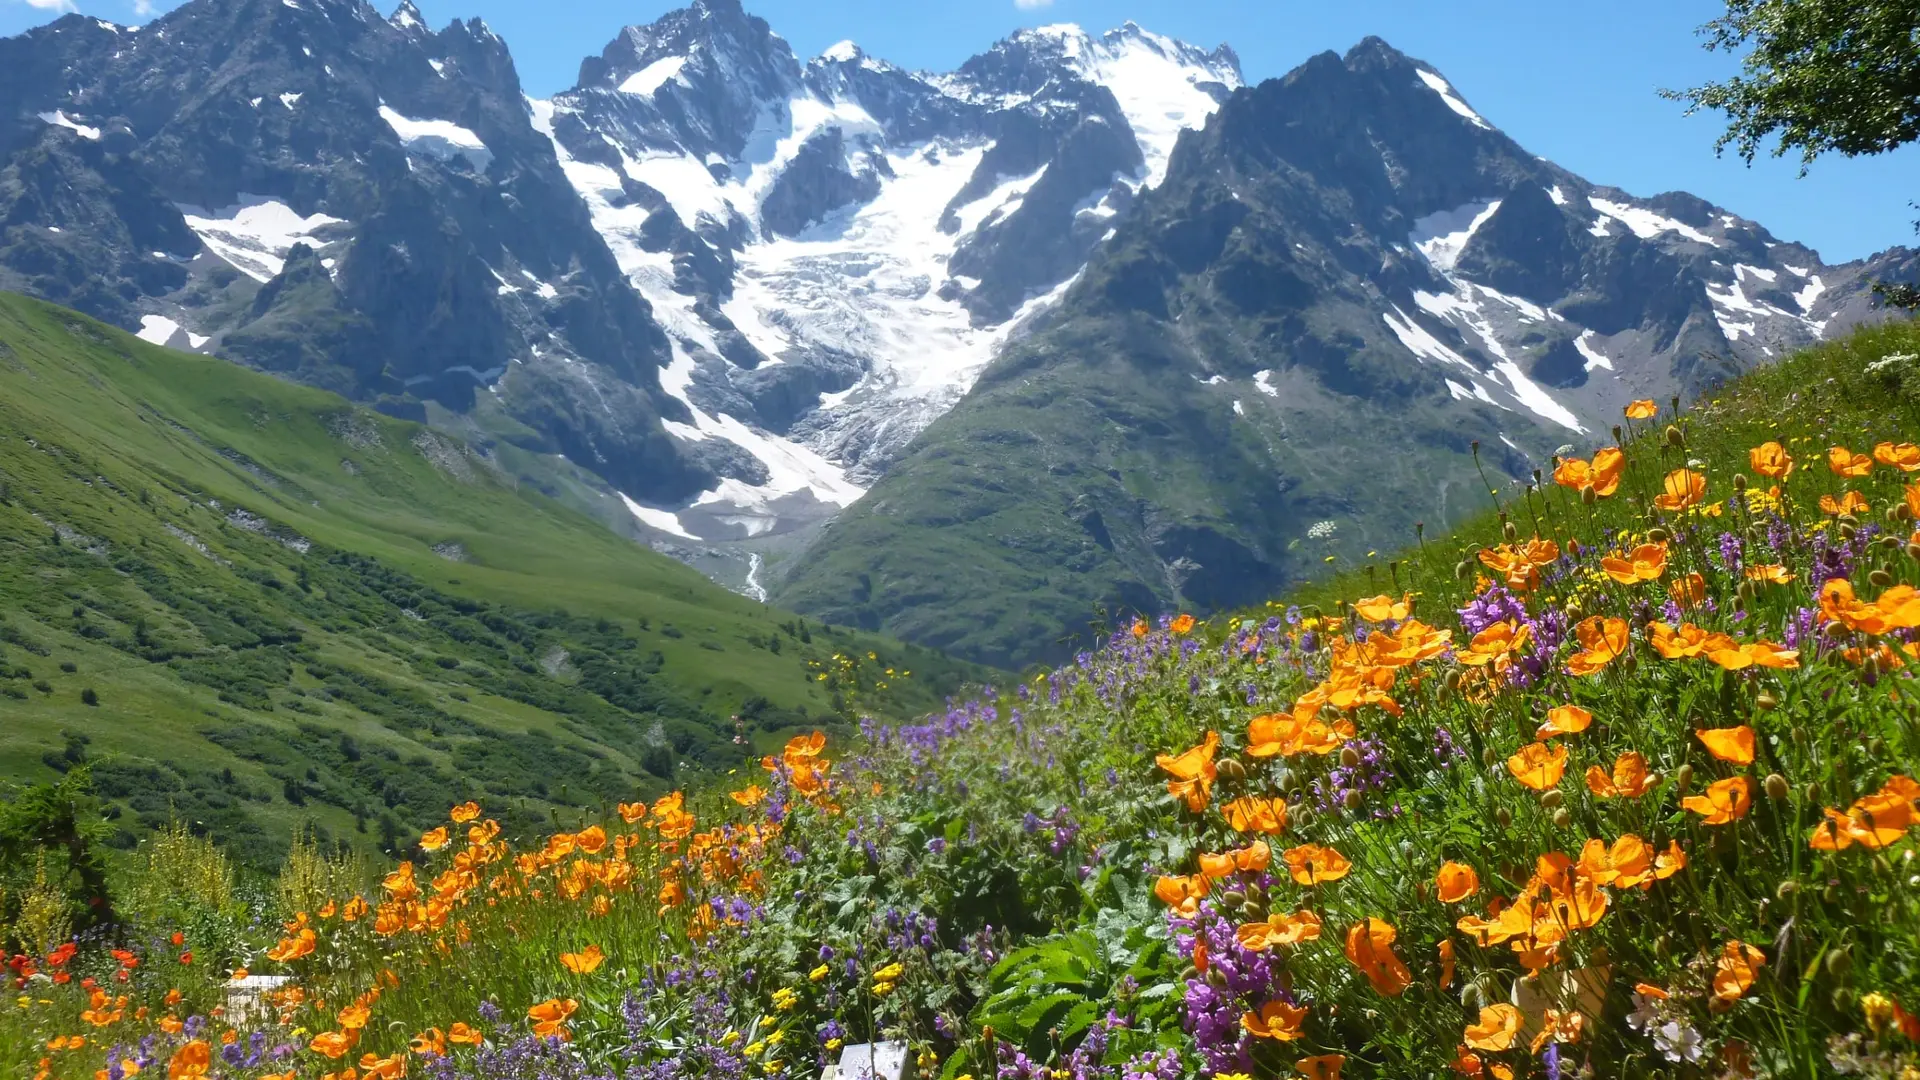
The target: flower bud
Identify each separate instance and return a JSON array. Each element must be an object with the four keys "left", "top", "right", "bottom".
[
  {"left": 1243, "top": 901, "right": 1268, "bottom": 922},
  {"left": 1481, "top": 746, "right": 1498, "bottom": 769},
  {"left": 1454, "top": 560, "right": 1473, "bottom": 581},
  {"left": 1444, "top": 670, "right": 1464, "bottom": 693},
  {"left": 1764, "top": 774, "right": 1790, "bottom": 801},
  {"left": 1908, "top": 540, "right": 1920, "bottom": 561},
  {"left": 1580, "top": 485, "right": 1598, "bottom": 505},
  {"left": 1882, "top": 533, "right": 1904, "bottom": 550},
  {"left": 1673, "top": 764, "right": 1693, "bottom": 793},
  {"left": 1823, "top": 621, "right": 1851, "bottom": 642},
  {"left": 1805, "top": 781, "right": 1822, "bottom": 803},
  {"left": 1648, "top": 526, "right": 1672, "bottom": 544},
  {"left": 1222, "top": 890, "right": 1247, "bottom": 909},
  {"left": 1217, "top": 758, "right": 1248, "bottom": 782},
  {"left": 1870, "top": 569, "right": 1895, "bottom": 588},
  {"left": 1552, "top": 808, "right": 1572, "bottom": 830},
  {"left": 1776, "top": 879, "right": 1798, "bottom": 900},
  {"left": 1664, "top": 424, "right": 1685, "bottom": 448},
  {"left": 1494, "top": 806, "right": 1512, "bottom": 829},
  {"left": 1732, "top": 473, "right": 1748, "bottom": 492},
  {"left": 1340, "top": 746, "right": 1361, "bottom": 768},
  {"left": 1827, "top": 947, "right": 1853, "bottom": 979},
  {"left": 1342, "top": 790, "right": 1364, "bottom": 811},
  {"left": 1539, "top": 789, "right": 1564, "bottom": 810},
  {"left": 1244, "top": 884, "right": 1265, "bottom": 905},
  {"left": 1838, "top": 522, "right": 1858, "bottom": 541},
  {"left": 1503, "top": 521, "right": 1518, "bottom": 542}
]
